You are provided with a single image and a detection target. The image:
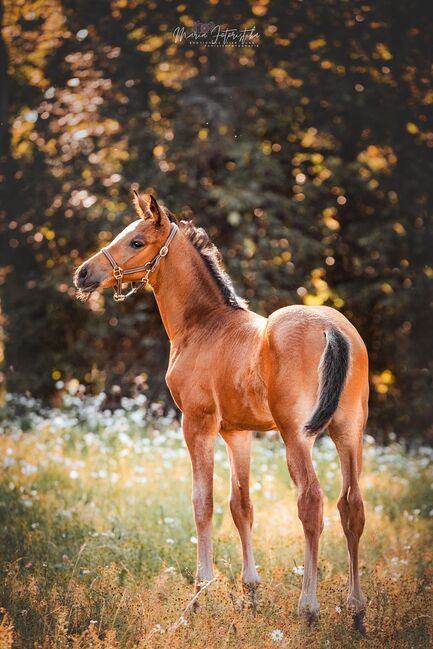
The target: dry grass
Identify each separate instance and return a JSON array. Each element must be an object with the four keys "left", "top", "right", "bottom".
[{"left": 0, "top": 407, "right": 432, "bottom": 648}]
